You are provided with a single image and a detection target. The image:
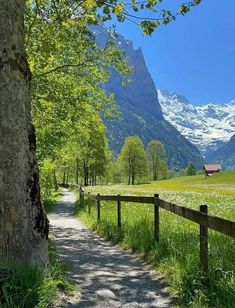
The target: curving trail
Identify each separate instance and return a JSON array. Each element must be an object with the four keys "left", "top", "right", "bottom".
[{"left": 48, "top": 190, "right": 173, "bottom": 307}]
